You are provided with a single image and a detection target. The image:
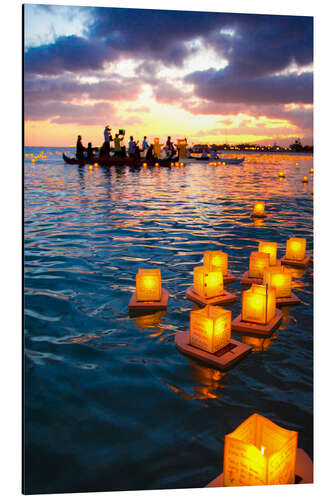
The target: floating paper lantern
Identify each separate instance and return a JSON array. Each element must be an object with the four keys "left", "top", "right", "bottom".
[
  {"left": 302, "top": 175, "right": 308, "bottom": 183},
  {"left": 258, "top": 242, "right": 277, "bottom": 265},
  {"left": 170, "top": 162, "right": 174, "bottom": 167},
  {"left": 180, "top": 162, "right": 184, "bottom": 167},
  {"left": 241, "top": 284, "right": 276, "bottom": 325},
  {"left": 190, "top": 305, "right": 231, "bottom": 354},
  {"left": 223, "top": 413, "right": 298, "bottom": 486},
  {"left": 248, "top": 252, "right": 270, "bottom": 279},
  {"left": 252, "top": 201, "right": 265, "bottom": 217},
  {"left": 296, "top": 162, "right": 299, "bottom": 166},
  {"left": 204, "top": 250, "right": 228, "bottom": 276},
  {"left": 155, "top": 162, "right": 159, "bottom": 167},
  {"left": 285, "top": 237, "right": 306, "bottom": 261},
  {"left": 193, "top": 266, "right": 224, "bottom": 299},
  {"left": 222, "top": 161, "right": 226, "bottom": 166},
  {"left": 136, "top": 269, "right": 162, "bottom": 301},
  {"left": 94, "top": 163, "right": 98, "bottom": 167},
  {"left": 143, "top": 162, "right": 147, "bottom": 167},
  {"left": 263, "top": 266, "right": 292, "bottom": 298}
]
